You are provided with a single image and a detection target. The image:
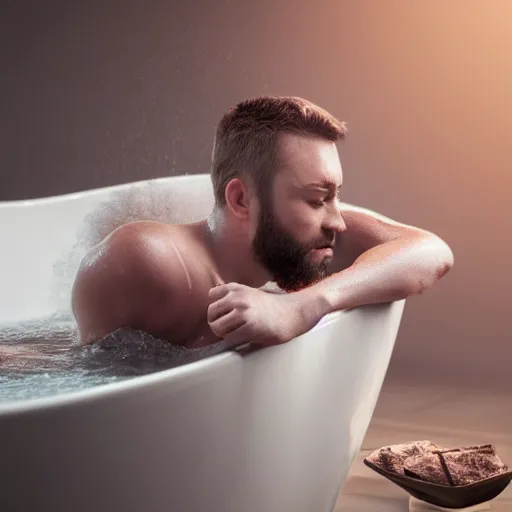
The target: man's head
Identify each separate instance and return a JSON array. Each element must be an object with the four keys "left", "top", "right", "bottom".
[{"left": 210, "top": 96, "right": 348, "bottom": 291}]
